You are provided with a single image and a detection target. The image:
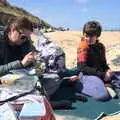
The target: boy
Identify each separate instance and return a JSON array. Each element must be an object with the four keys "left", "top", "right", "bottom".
[{"left": 76, "top": 21, "right": 116, "bottom": 101}]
